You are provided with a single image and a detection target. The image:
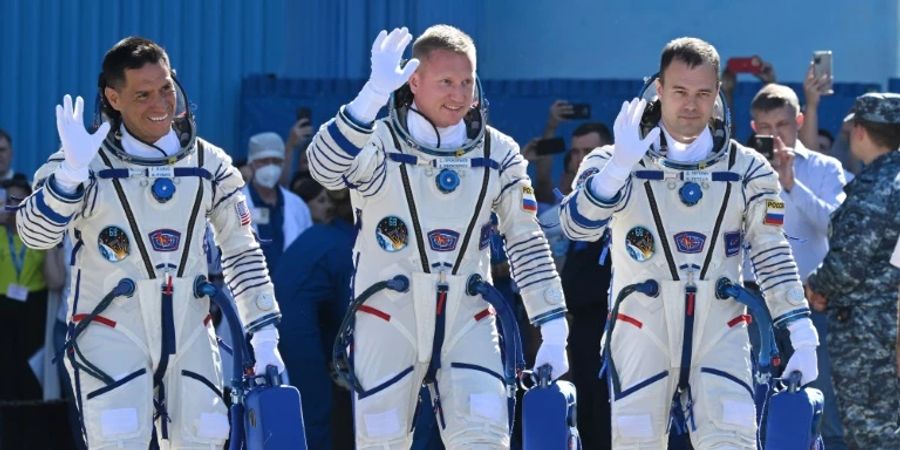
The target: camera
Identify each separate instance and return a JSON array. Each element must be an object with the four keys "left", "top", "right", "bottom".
[
  {"left": 751, "top": 135, "right": 775, "bottom": 161},
  {"left": 812, "top": 51, "right": 834, "bottom": 95},
  {"left": 535, "top": 137, "right": 566, "bottom": 156},
  {"left": 561, "top": 103, "right": 591, "bottom": 120},
  {"left": 726, "top": 56, "right": 763, "bottom": 75},
  {"left": 296, "top": 107, "right": 311, "bottom": 122}
]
